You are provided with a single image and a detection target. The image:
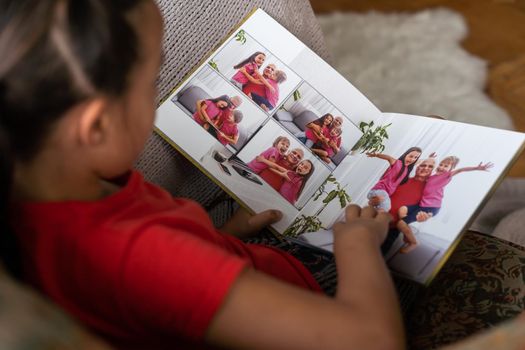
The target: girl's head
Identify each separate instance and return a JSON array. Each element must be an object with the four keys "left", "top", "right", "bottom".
[
  {"left": 233, "top": 51, "right": 265, "bottom": 69},
  {"left": 400, "top": 147, "right": 422, "bottom": 166},
  {"left": 295, "top": 159, "right": 315, "bottom": 201},
  {"left": 231, "top": 110, "right": 243, "bottom": 124},
  {"left": 320, "top": 113, "right": 334, "bottom": 126},
  {"left": 395, "top": 147, "right": 422, "bottom": 185},
  {"left": 210, "top": 95, "right": 233, "bottom": 109},
  {"left": 330, "top": 127, "right": 342, "bottom": 137},
  {"left": 273, "top": 136, "right": 290, "bottom": 155},
  {"left": 0, "top": 0, "right": 162, "bottom": 273},
  {"left": 296, "top": 160, "right": 314, "bottom": 176},
  {"left": 437, "top": 156, "right": 459, "bottom": 174}
]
